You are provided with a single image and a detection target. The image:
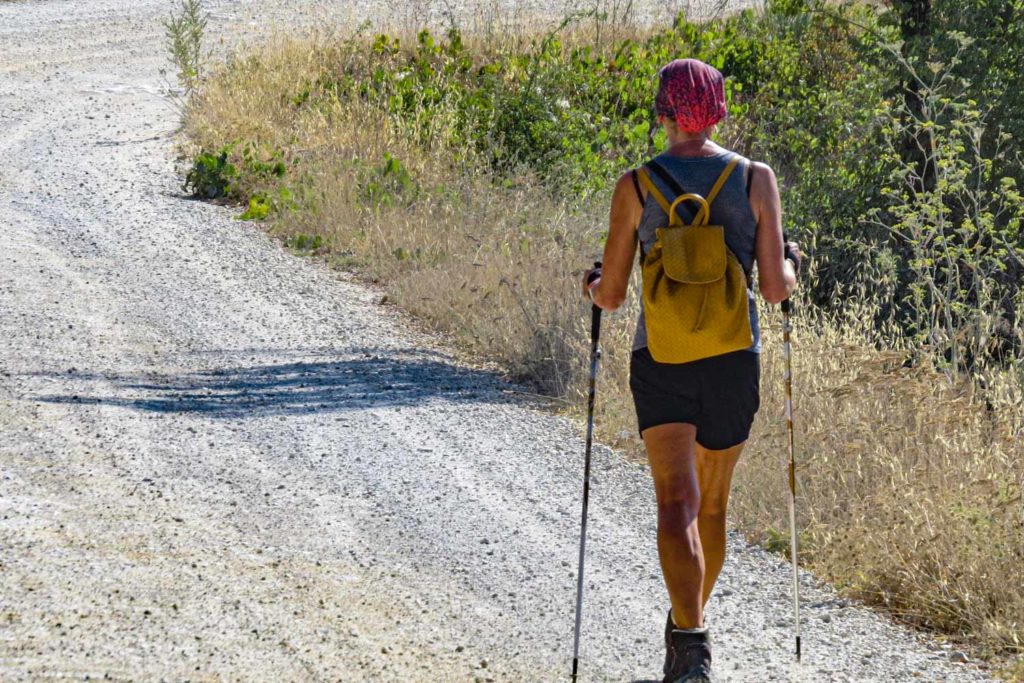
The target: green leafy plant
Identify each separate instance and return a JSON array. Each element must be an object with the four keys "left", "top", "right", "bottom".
[
  {"left": 183, "top": 147, "right": 236, "bottom": 198},
  {"left": 237, "top": 193, "right": 271, "bottom": 221},
  {"left": 241, "top": 143, "right": 288, "bottom": 179}
]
